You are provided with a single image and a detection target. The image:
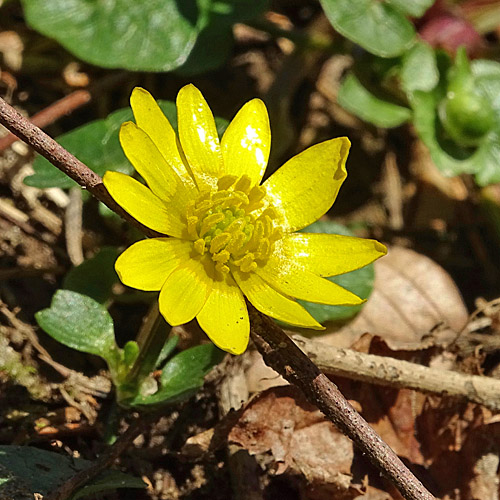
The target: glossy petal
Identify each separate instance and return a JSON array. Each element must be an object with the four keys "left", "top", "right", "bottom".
[
  {"left": 130, "top": 87, "right": 195, "bottom": 187},
  {"left": 103, "top": 171, "right": 185, "bottom": 237},
  {"left": 119, "top": 121, "right": 196, "bottom": 208},
  {"left": 277, "top": 233, "right": 387, "bottom": 277},
  {"left": 159, "top": 254, "right": 214, "bottom": 326},
  {"left": 263, "top": 137, "right": 350, "bottom": 232},
  {"left": 177, "top": 84, "right": 223, "bottom": 188},
  {"left": 221, "top": 99, "right": 270, "bottom": 185},
  {"left": 232, "top": 268, "right": 324, "bottom": 329},
  {"left": 115, "top": 238, "right": 191, "bottom": 291},
  {"left": 256, "top": 258, "right": 364, "bottom": 306},
  {"left": 197, "top": 274, "right": 249, "bottom": 355}
]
